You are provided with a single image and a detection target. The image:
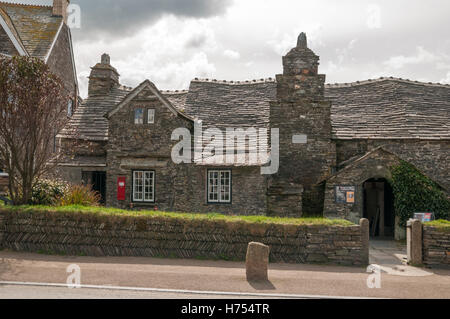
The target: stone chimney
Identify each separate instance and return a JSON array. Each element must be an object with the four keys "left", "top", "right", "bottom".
[
  {"left": 88, "top": 54, "right": 120, "bottom": 97},
  {"left": 270, "top": 33, "right": 335, "bottom": 217},
  {"left": 52, "top": 0, "right": 70, "bottom": 23},
  {"left": 277, "top": 32, "right": 325, "bottom": 101}
]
